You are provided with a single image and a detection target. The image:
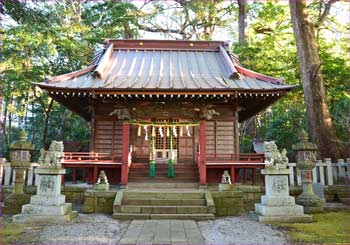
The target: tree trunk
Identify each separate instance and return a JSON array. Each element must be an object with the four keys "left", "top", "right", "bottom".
[
  {"left": 42, "top": 99, "right": 53, "bottom": 148},
  {"left": 289, "top": 0, "right": 346, "bottom": 160},
  {"left": 238, "top": 0, "right": 248, "bottom": 45}
]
